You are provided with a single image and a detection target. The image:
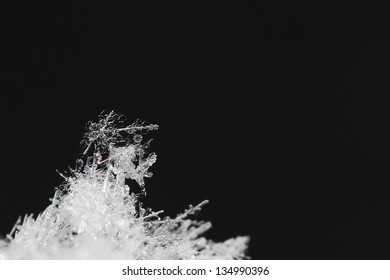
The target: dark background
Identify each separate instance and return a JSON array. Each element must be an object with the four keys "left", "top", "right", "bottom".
[{"left": 3, "top": 0, "right": 390, "bottom": 259}]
